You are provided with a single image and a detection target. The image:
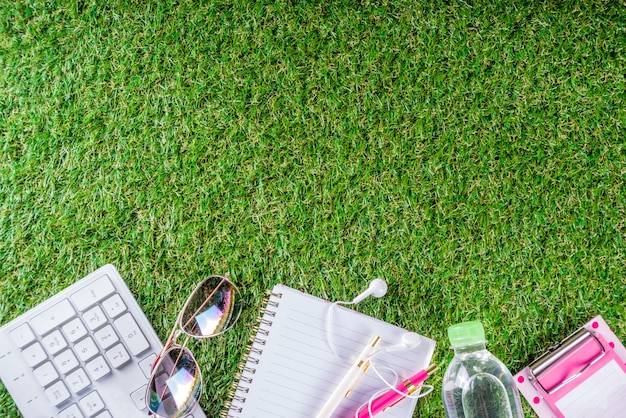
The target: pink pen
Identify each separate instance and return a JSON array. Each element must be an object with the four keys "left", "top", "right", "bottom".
[{"left": 355, "top": 364, "right": 437, "bottom": 418}]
